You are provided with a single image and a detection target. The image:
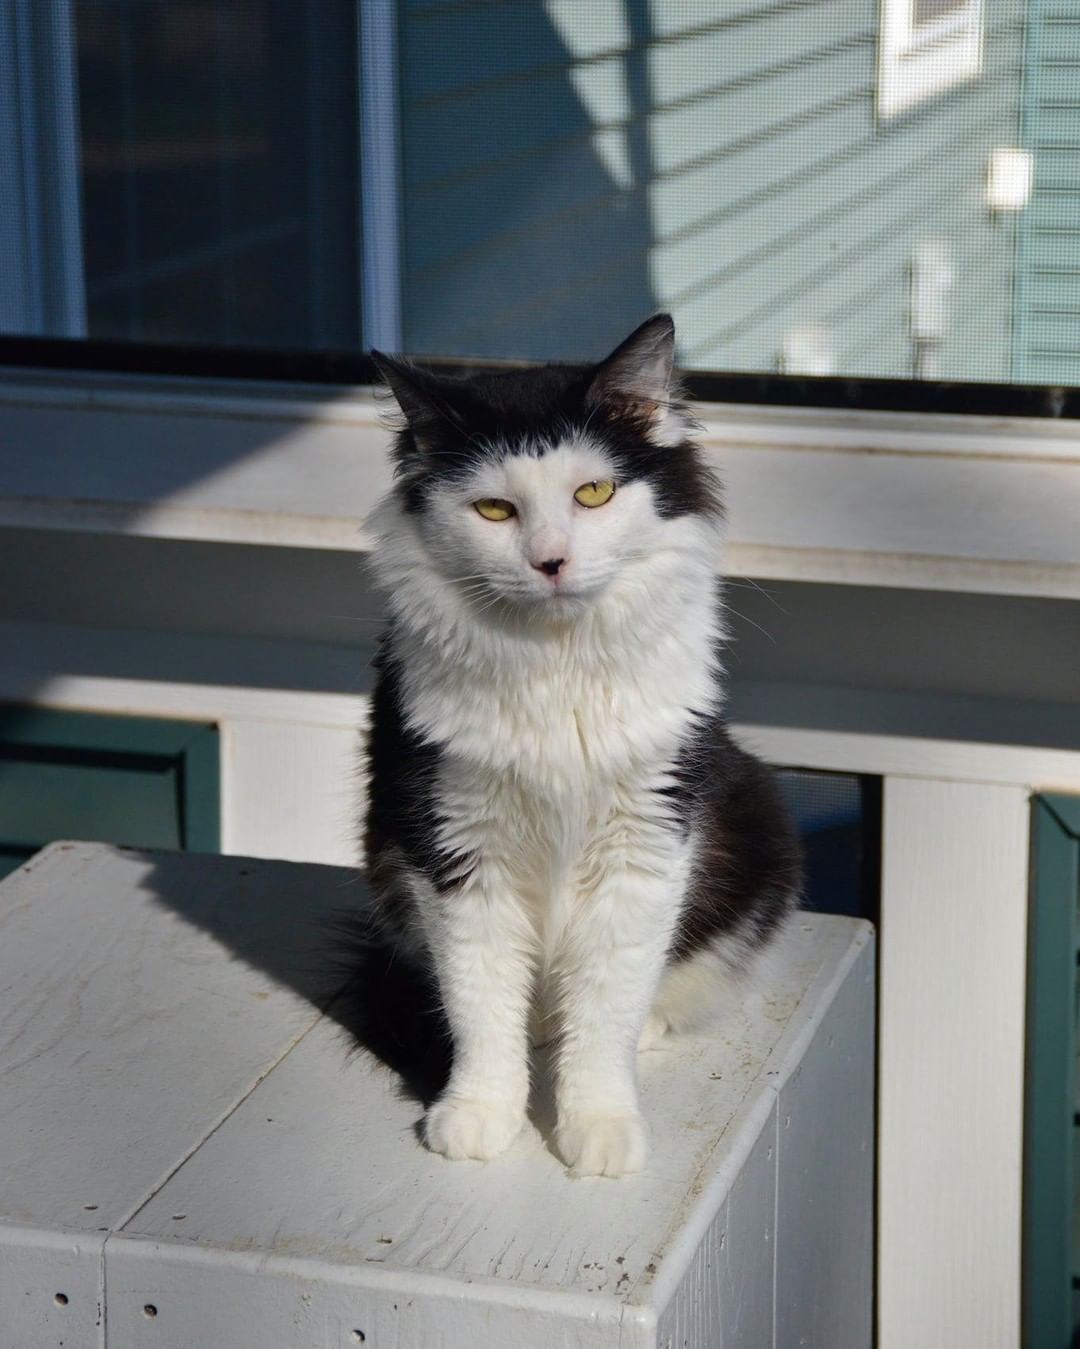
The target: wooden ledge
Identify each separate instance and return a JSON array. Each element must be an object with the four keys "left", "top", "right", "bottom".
[{"left": 0, "top": 843, "right": 873, "bottom": 1347}]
